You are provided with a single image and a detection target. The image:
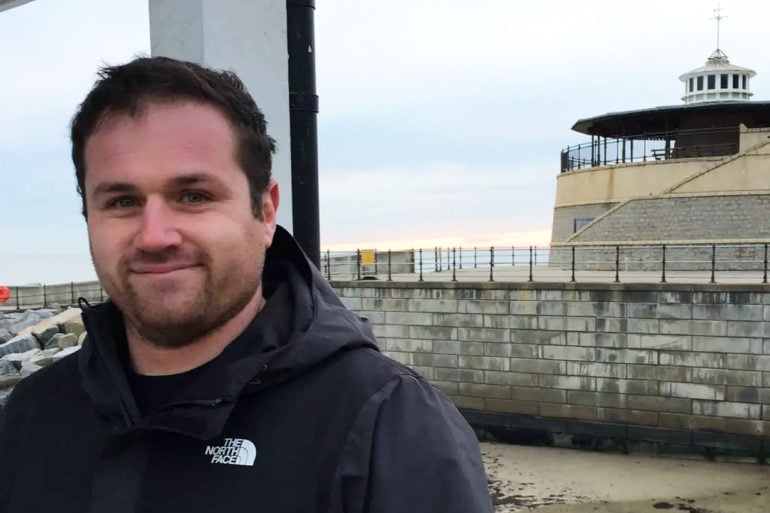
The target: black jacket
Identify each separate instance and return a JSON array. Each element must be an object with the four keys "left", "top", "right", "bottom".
[{"left": 0, "top": 227, "right": 492, "bottom": 513}]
